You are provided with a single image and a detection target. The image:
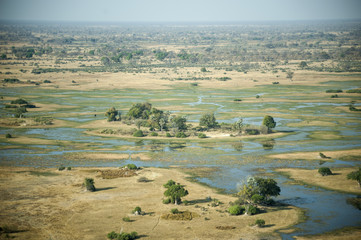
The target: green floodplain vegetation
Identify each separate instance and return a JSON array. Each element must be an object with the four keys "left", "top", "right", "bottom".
[{"left": 0, "top": 21, "right": 361, "bottom": 239}]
